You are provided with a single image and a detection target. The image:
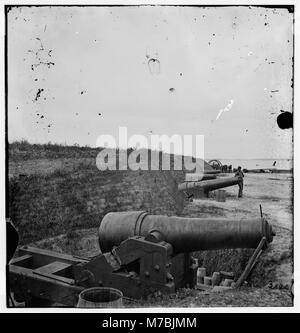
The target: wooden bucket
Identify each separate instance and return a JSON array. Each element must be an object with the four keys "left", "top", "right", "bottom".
[
  {"left": 216, "top": 190, "right": 226, "bottom": 202},
  {"left": 77, "top": 287, "right": 123, "bottom": 308}
]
